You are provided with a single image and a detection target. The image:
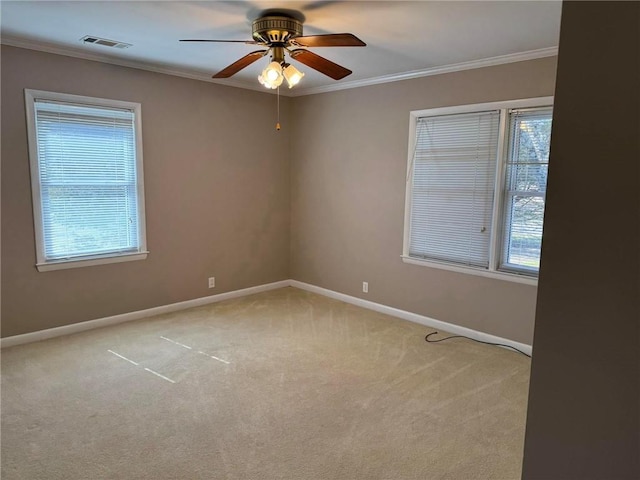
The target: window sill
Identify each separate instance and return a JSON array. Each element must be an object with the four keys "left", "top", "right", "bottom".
[
  {"left": 36, "top": 251, "right": 149, "bottom": 272},
  {"left": 401, "top": 255, "right": 538, "bottom": 286}
]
